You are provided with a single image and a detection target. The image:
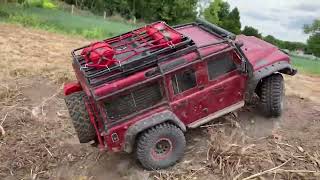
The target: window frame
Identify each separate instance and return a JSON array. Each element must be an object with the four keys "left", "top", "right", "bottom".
[
  {"left": 206, "top": 52, "right": 238, "bottom": 81},
  {"left": 168, "top": 66, "right": 199, "bottom": 99},
  {"left": 171, "top": 68, "right": 197, "bottom": 95}
]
